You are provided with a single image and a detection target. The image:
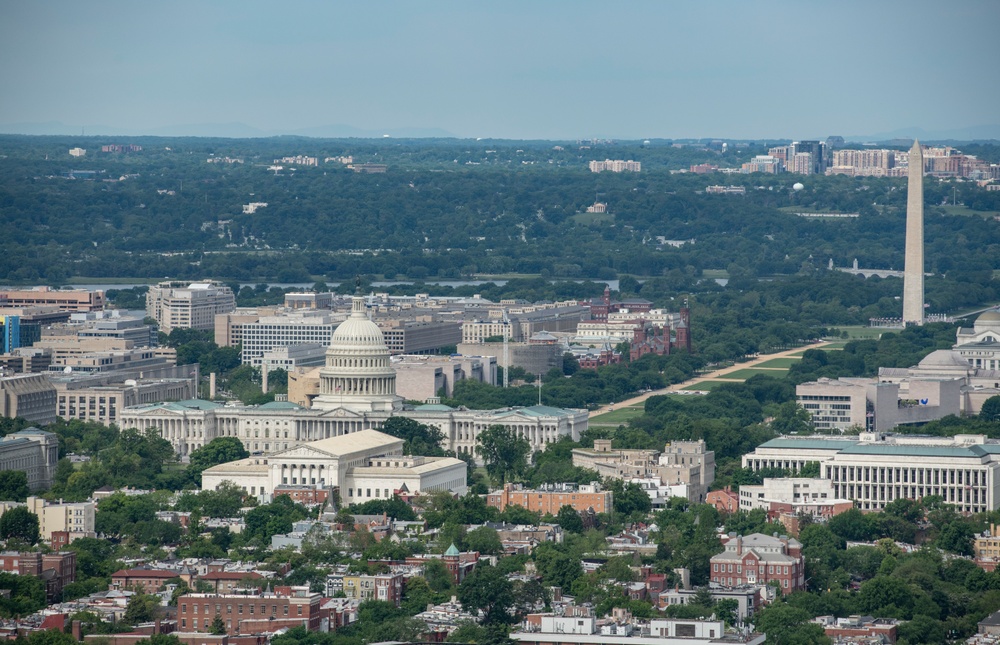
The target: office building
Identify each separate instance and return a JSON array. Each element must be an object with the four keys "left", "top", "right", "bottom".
[
  {"left": 0, "top": 429, "right": 58, "bottom": 491},
  {"left": 0, "top": 287, "right": 104, "bottom": 312},
  {"left": 51, "top": 374, "right": 197, "bottom": 426},
  {"left": 743, "top": 433, "right": 1000, "bottom": 513},
  {"left": 737, "top": 478, "right": 854, "bottom": 520},
  {"left": 572, "top": 439, "right": 714, "bottom": 503},
  {"left": 239, "top": 311, "right": 340, "bottom": 364},
  {"left": 146, "top": 281, "right": 236, "bottom": 333},
  {"left": 201, "top": 429, "right": 467, "bottom": 503},
  {"left": 796, "top": 376, "right": 961, "bottom": 433},
  {"left": 0, "top": 374, "right": 56, "bottom": 426}
]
